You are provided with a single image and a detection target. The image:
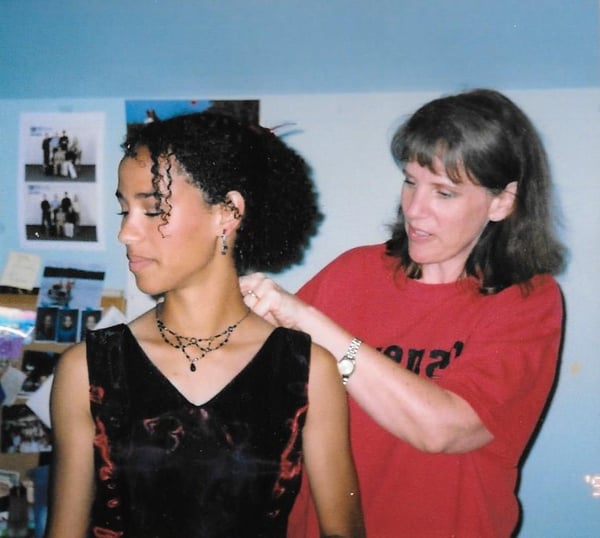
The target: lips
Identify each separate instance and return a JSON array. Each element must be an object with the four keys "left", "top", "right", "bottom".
[
  {"left": 407, "top": 224, "right": 432, "bottom": 241},
  {"left": 127, "top": 255, "right": 154, "bottom": 273}
]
